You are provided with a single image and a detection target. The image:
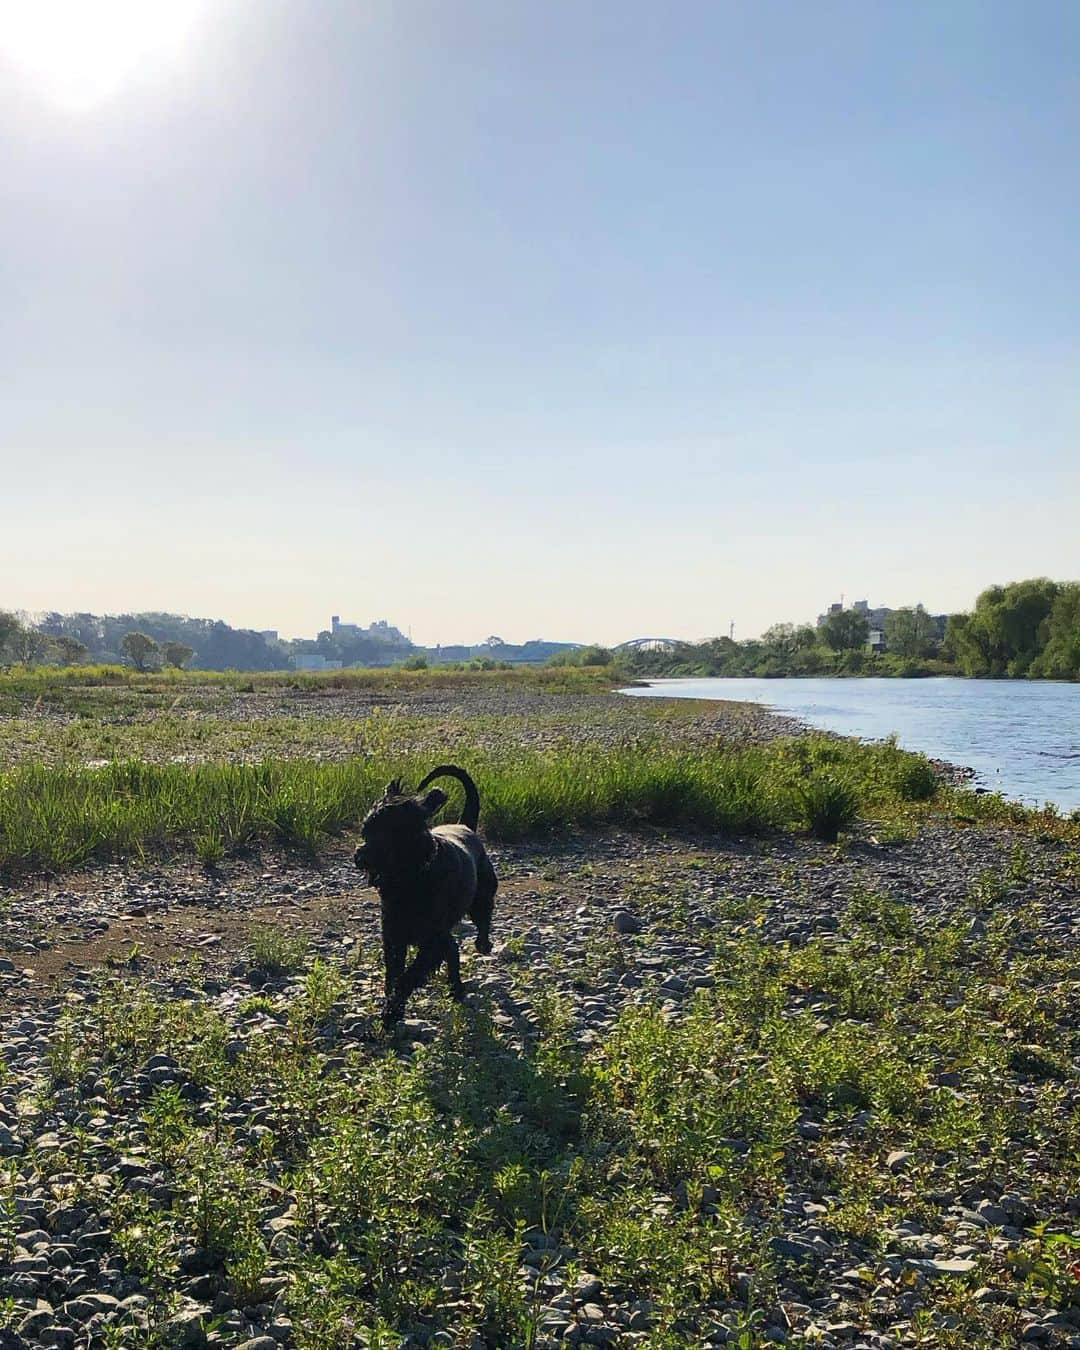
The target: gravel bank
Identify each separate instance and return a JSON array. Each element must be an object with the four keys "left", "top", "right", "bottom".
[{"left": 1, "top": 817, "right": 1077, "bottom": 1348}]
